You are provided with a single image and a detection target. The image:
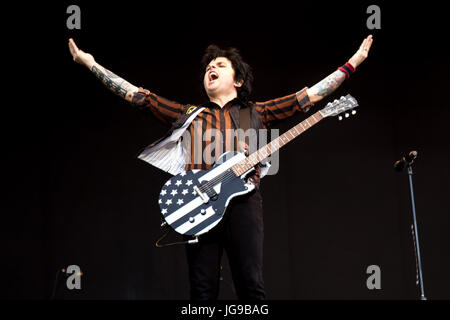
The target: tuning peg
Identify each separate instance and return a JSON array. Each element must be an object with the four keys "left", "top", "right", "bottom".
[
  {"left": 345, "top": 113, "right": 349, "bottom": 118},
  {"left": 338, "top": 115, "right": 343, "bottom": 121},
  {"left": 351, "top": 110, "right": 356, "bottom": 115}
]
